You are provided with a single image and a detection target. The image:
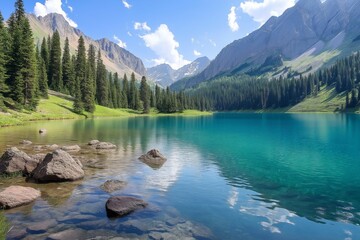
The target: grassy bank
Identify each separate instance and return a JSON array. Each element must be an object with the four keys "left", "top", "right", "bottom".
[
  {"left": 0, "top": 212, "right": 9, "bottom": 240},
  {"left": 0, "top": 94, "right": 212, "bottom": 127}
]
